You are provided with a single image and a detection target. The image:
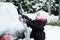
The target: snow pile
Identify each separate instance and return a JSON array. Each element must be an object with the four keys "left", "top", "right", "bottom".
[
  {"left": 47, "top": 15, "right": 59, "bottom": 23},
  {"left": 0, "top": 2, "right": 25, "bottom": 38}
]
